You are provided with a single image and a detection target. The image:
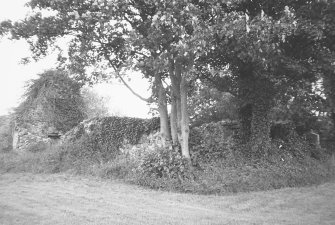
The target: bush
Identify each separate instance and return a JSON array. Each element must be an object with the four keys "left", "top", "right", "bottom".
[{"left": 137, "top": 146, "right": 192, "bottom": 179}]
